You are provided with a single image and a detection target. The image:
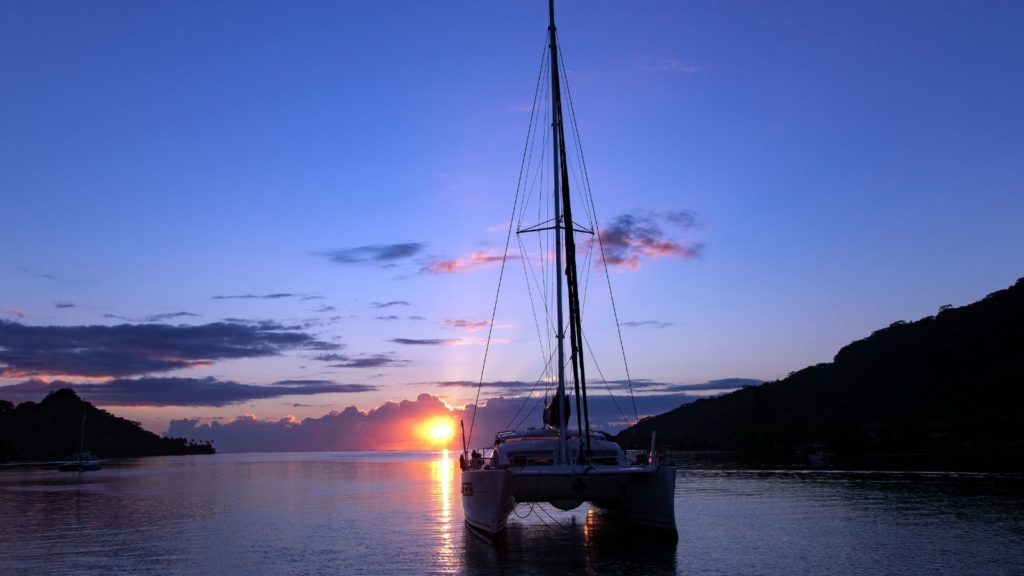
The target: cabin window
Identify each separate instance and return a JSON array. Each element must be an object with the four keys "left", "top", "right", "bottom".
[{"left": 509, "top": 451, "right": 555, "bottom": 467}]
